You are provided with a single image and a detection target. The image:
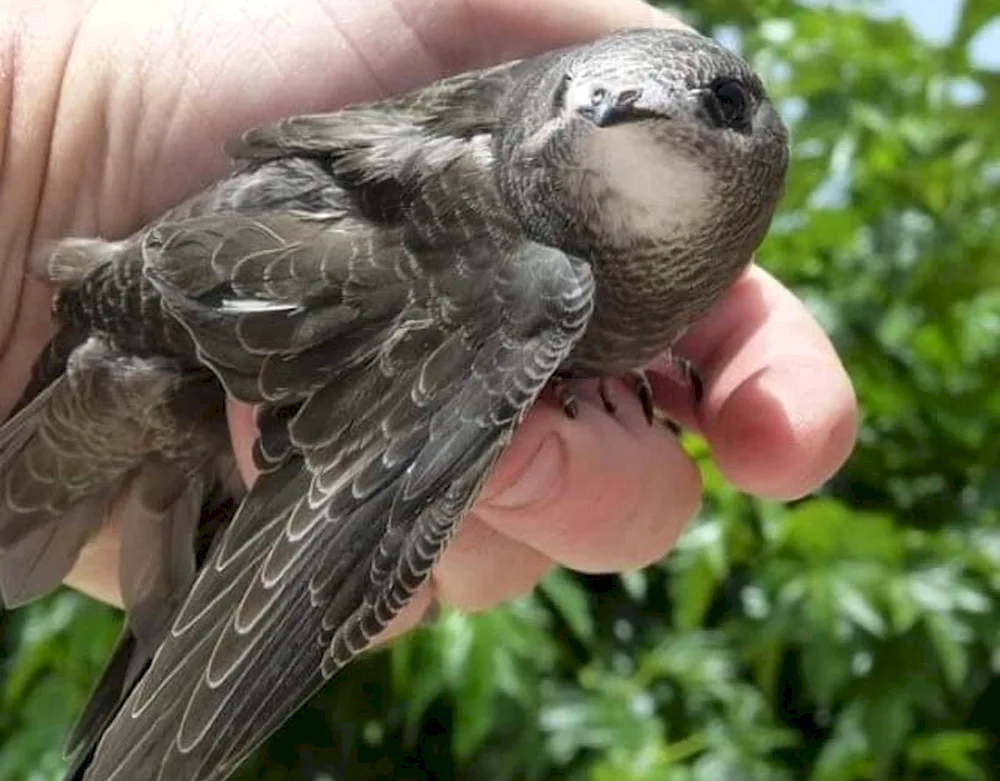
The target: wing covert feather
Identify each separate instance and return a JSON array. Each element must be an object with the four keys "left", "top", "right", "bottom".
[
  {"left": 224, "top": 60, "right": 520, "bottom": 167},
  {"left": 84, "top": 205, "right": 593, "bottom": 780}
]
